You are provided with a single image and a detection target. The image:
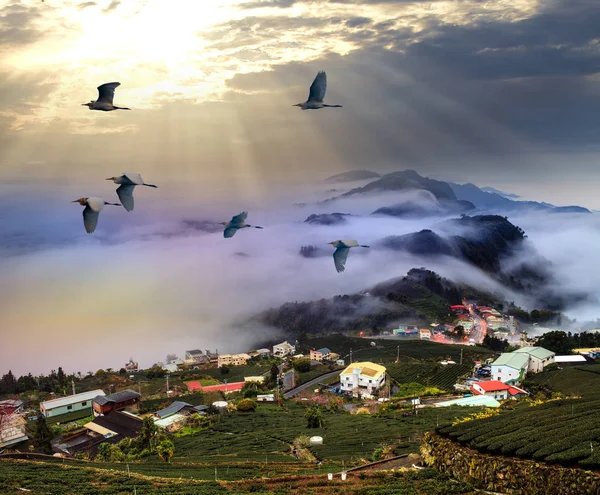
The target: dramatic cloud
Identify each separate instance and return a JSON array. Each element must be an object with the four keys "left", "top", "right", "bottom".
[{"left": 2, "top": 0, "right": 600, "bottom": 374}]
